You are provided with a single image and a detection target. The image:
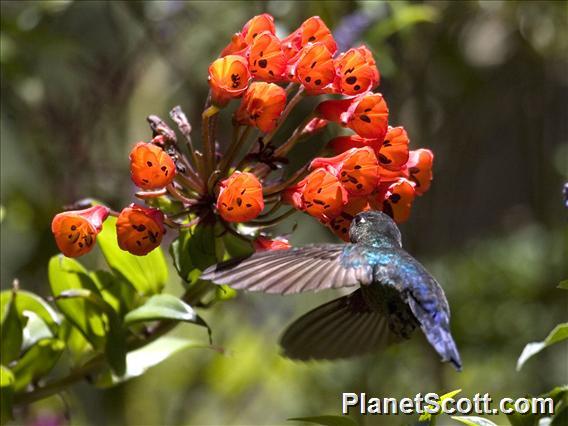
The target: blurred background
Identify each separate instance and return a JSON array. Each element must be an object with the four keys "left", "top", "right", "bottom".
[{"left": 1, "top": 1, "right": 567, "bottom": 425}]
